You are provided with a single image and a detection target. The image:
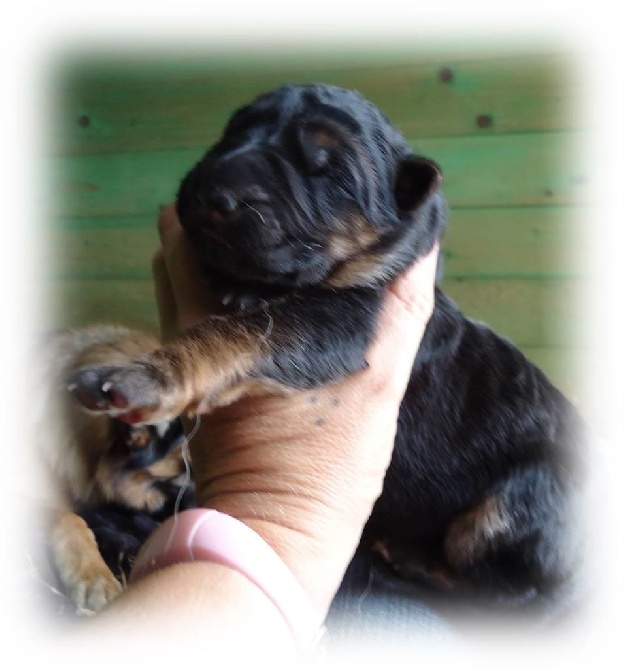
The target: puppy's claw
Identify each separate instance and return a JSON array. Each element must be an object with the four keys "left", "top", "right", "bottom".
[
  {"left": 67, "top": 367, "right": 131, "bottom": 412},
  {"left": 66, "top": 364, "right": 170, "bottom": 423}
]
